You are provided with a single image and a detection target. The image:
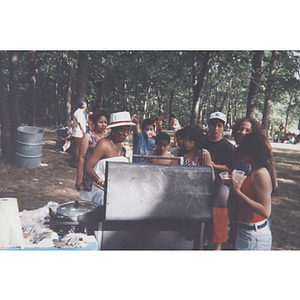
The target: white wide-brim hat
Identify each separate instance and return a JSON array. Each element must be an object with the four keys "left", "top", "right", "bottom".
[{"left": 106, "top": 111, "right": 136, "bottom": 129}]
